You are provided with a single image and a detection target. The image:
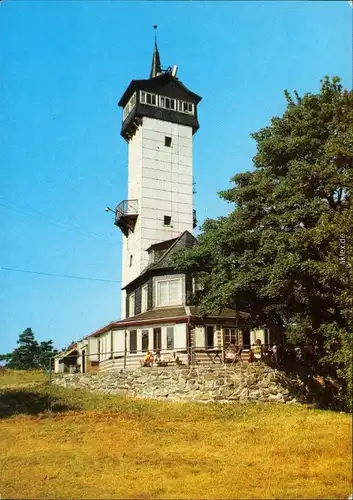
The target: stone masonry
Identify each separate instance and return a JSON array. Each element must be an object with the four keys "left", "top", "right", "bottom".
[{"left": 53, "top": 364, "right": 308, "bottom": 404}]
